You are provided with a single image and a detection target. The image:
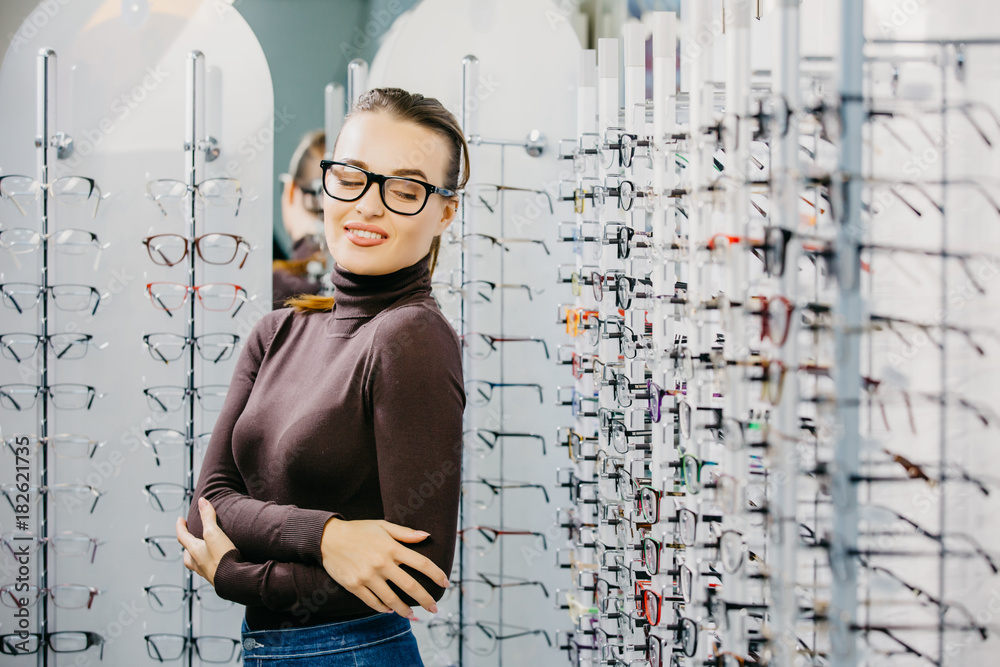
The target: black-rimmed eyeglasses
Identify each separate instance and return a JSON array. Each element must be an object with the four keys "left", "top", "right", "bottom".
[
  {"left": 0, "top": 631, "right": 104, "bottom": 658},
  {"left": 144, "top": 634, "right": 239, "bottom": 663},
  {"left": 320, "top": 160, "right": 456, "bottom": 216},
  {"left": 465, "top": 380, "right": 543, "bottom": 406}
]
